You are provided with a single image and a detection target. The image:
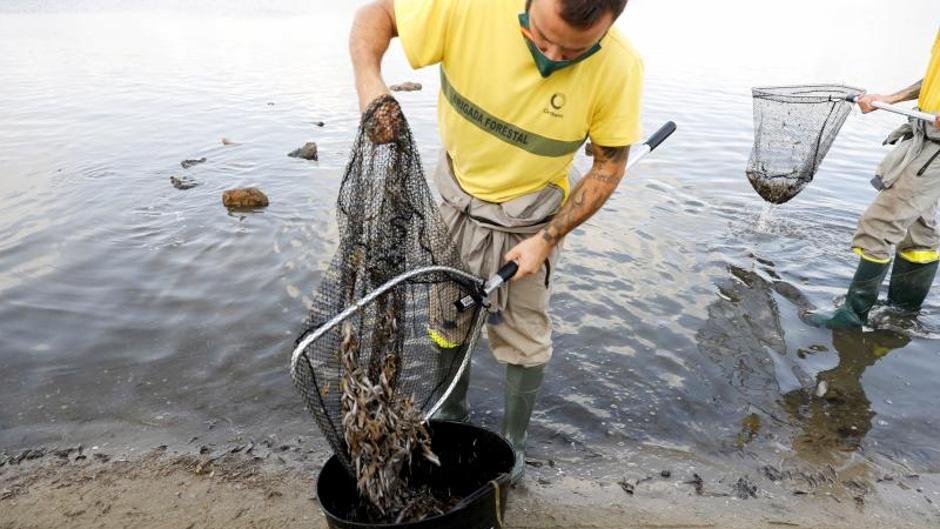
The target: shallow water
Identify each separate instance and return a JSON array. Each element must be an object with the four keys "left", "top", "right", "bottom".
[{"left": 1, "top": 0, "right": 938, "bottom": 514}]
